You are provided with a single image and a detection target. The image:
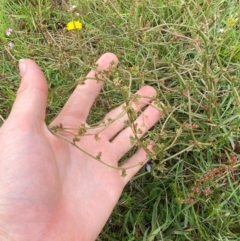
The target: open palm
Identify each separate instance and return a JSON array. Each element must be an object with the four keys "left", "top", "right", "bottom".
[{"left": 0, "top": 53, "right": 161, "bottom": 241}]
